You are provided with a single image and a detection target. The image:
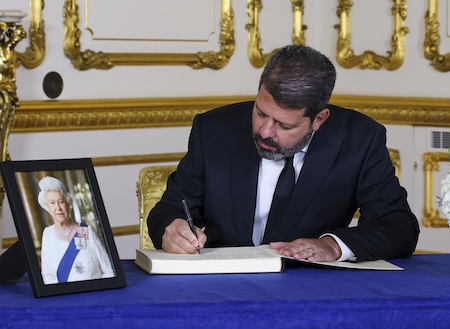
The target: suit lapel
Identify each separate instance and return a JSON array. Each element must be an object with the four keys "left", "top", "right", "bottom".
[
  {"left": 230, "top": 123, "right": 260, "bottom": 245},
  {"left": 277, "top": 123, "right": 343, "bottom": 239}
]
